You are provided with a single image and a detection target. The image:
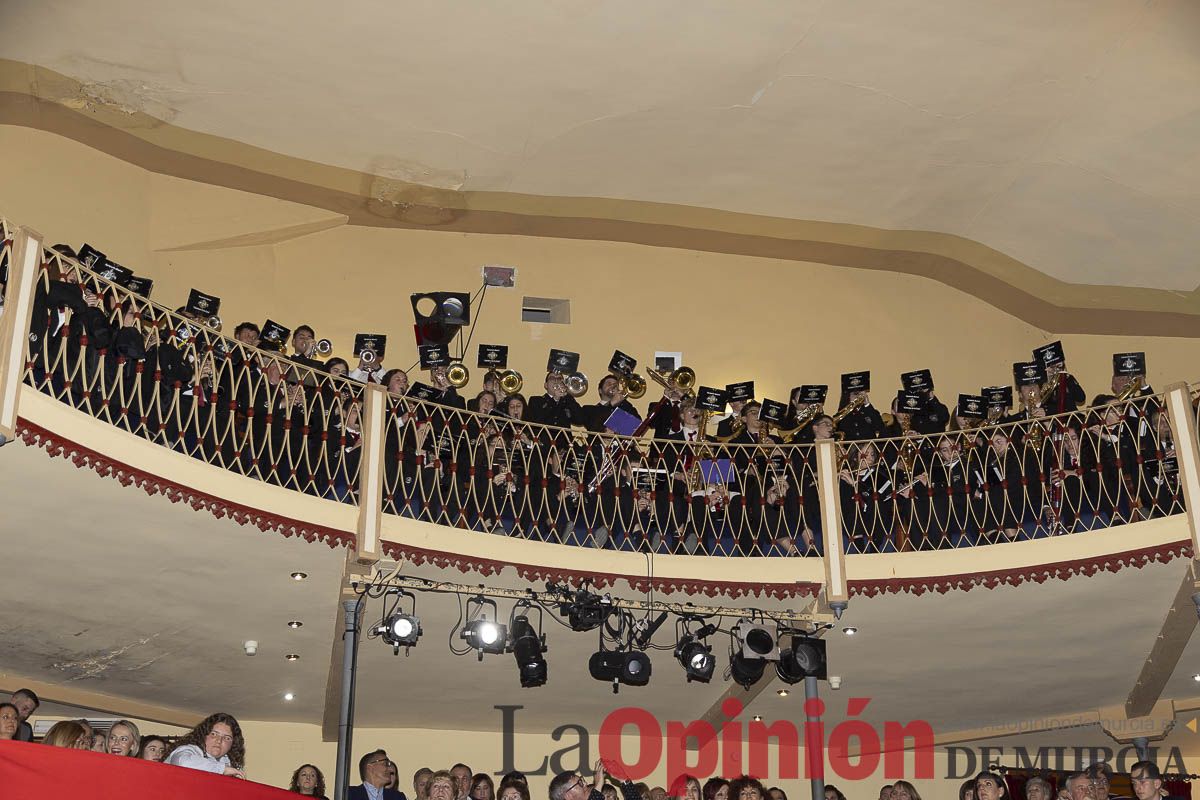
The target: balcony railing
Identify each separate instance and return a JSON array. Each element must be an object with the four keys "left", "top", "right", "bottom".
[{"left": 0, "top": 221, "right": 1192, "bottom": 559}]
